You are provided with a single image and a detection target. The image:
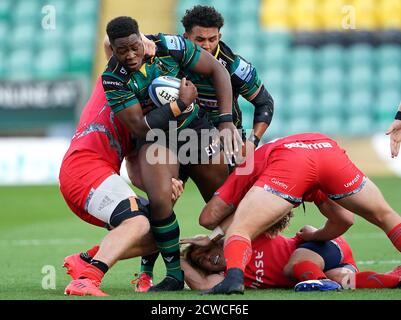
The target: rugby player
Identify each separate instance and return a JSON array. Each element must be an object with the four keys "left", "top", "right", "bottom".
[
  {"left": 386, "top": 102, "right": 401, "bottom": 158},
  {"left": 196, "top": 132, "right": 401, "bottom": 294},
  {"left": 133, "top": 5, "right": 275, "bottom": 292},
  {"left": 181, "top": 5, "right": 274, "bottom": 153},
  {"left": 180, "top": 220, "right": 401, "bottom": 291},
  {"left": 89, "top": 16, "right": 240, "bottom": 292},
  {"left": 60, "top": 74, "right": 188, "bottom": 296}
]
